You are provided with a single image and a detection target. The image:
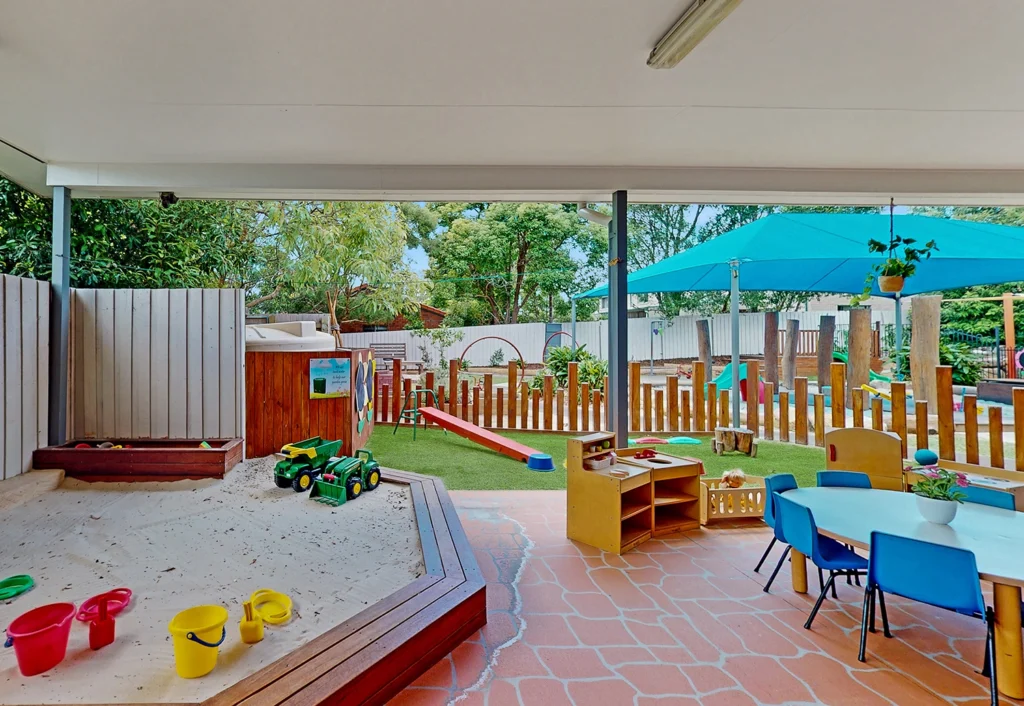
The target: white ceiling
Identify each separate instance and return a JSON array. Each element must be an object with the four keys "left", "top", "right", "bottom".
[{"left": 3, "top": 0, "right": 1024, "bottom": 202}]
